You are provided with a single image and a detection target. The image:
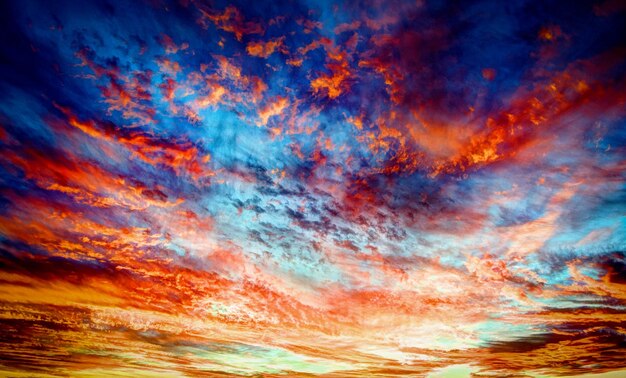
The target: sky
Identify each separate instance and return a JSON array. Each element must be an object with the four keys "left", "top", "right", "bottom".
[{"left": 0, "top": 0, "right": 625, "bottom": 377}]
